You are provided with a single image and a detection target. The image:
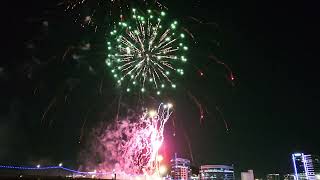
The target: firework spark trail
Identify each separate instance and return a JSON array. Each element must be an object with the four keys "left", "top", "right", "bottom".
[
  {"left": 187, "top": 91, "right": 204, "bottom": 125},
  {"left": 115, "top": 93, "right": 122, "bottom": 122},
  {"left": 107, "top": 9, "right": 188, "bottom": 94},
  {"left": 33, "top": 87, "right": 38, "bottom": 95},
  {"left": 184, "top": 16, "right": 219, "bottom": 43},
  {"left": 172, "top": 116, "right": 176, "bottom": 137},
  {"left": 182, "top": 27, "right": 195, "bottom": 41},
  {"left": 183, "top": 131, "right": 194, "bottom": 163},
  {"left": 208, "top": 55, "right": 235, "bottom": 85},
  {"left": 61, "top": 0, "right": 165, "bottom": 28},
  {"left": 64, "top": 94, "right": 69, "bottom": 103},
  {"left": 99, "top": 76, "right": 105, "bottom": 95},
  {"left": 62, "top": 46, "right": 73, "bottom": 62},
  {"left": 41, "top": 97, "right": 57, "bottom": 124},
  {"left": 188, "top": 16, "right": 219, "bottom": 27},
  {"left": 215, "top": 105, "right": 230, "bottom": 133},
  {"left": 82, "top": 103, "right": 172, "bottom": 176},
  {"left": 79, "top": 109, "right": 90, "bottom": 143}
]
